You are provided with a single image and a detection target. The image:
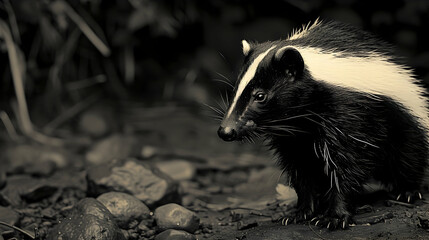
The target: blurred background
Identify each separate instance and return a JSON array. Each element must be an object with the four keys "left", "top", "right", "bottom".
[{"left": 0, "top": 0, "right": 429, "bottom": 142}]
